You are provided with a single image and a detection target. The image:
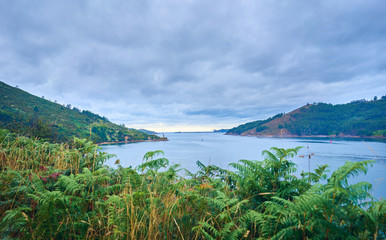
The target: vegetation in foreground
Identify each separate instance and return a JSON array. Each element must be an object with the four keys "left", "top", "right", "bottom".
[{"left": 0, "top": 129, "right": 385, "bottom": 239}]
